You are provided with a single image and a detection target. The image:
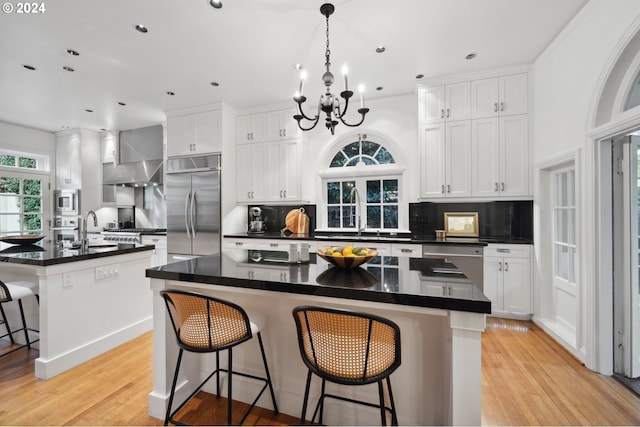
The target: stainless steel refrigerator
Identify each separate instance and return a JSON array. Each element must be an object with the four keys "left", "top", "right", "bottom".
[{"left": 166, "top": 154, "right": 221, "bottom": 262}]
